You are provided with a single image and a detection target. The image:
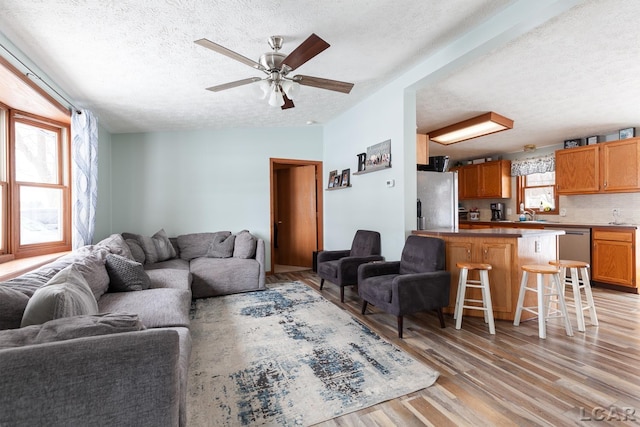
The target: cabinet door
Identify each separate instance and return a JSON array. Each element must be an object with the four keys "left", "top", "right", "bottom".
[
  {"left": 461, "top": 165, "right": 479, "bottom": 199},
  {"left": 479, "top": 161, "right": 502, "bottom": 197},
  {"left": 555, "top": 146, "right": 599, "bottom": 194},
  {"left": 602, "top": 138, "right": 640, "bottom": 192},
  {"left": 481, "top": 242, "right": 512, "bottom": 313},
  {"left": 592, "top": 237, "right": 634, "bottom": 287},
  {"left": 445, "top": 241, "right": 473, "bottom": 310}
]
